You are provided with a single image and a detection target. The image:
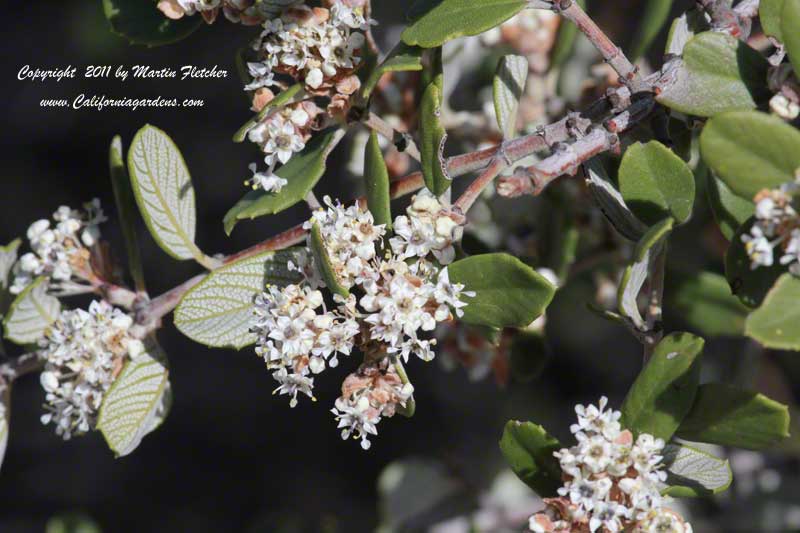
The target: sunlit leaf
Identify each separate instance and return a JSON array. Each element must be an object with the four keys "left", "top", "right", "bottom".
[
  {"left": 97, "top": 352, "right": 169, "bottom": 457},
  {"left": 656, "top": 32, "right": 770, "bottom": 117},
  {"left": 700, "top": 111, "right": 800, "bottom": 199},
  {"left": 3, "top": 277, "right": 60, "bottom": 345},
  {"left": 128, "top": 125, "right": 201, "bottom": 262},
  {"left": 662, "top": 442, "right": 732, "bottom": 497},
  {"left": 449, "top": 254, "right": 556, "bottom": 329},
  {"left": 618, "top": 141, "right": 695, "bottom": 226},
  {"left": 621, "top": 332, "right": 704, "bottom": 440},
  {"left": 175, "top": 249, "right": 304, "bottom": 349}
]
